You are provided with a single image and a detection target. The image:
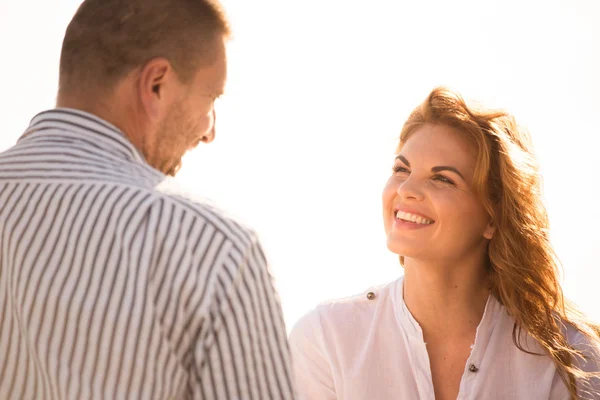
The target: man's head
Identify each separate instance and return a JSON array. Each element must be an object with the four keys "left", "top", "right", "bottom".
[{"left": 57, "top": 0, "right": 230, "bottom": 176}]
